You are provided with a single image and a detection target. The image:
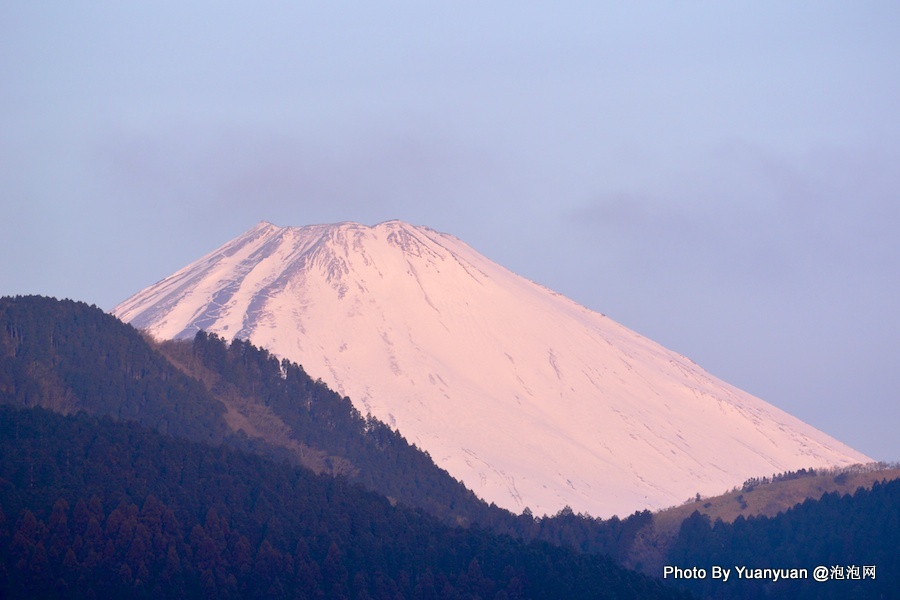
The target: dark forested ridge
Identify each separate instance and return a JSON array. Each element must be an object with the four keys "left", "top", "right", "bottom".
[
  {"left": 664, "top": 479, "right": 899, "bottom": 599},
  {"left": 174, "top": 330, "right": 494, "bottom": 523},
  {"left": 0, "top": 295, "right": 230, "bottom": 443},
  {"left": 0, "top": 295, "right": 685, "bottom": 597},
  {"left": 0, "top": 405, "right": 689, "bottom": 599},
  {"left": 0, "top": 295, "right": 655, "bottom": 556},
  {"left": 2, "top": 295, "right": 897, "bottom": 599},
  {"left": 176, "top": 330, "right": 656, "bottom": 558},
  {"left": 0, "top": 294, "right": 487, "bottom": 518}
]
